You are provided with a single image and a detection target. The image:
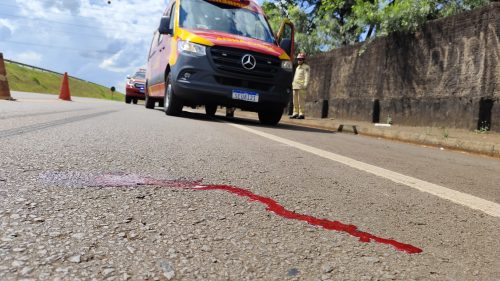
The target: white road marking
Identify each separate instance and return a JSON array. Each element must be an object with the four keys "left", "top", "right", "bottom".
[{"left": 228, "top": 123, "right": 500, "bottom": 218}]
